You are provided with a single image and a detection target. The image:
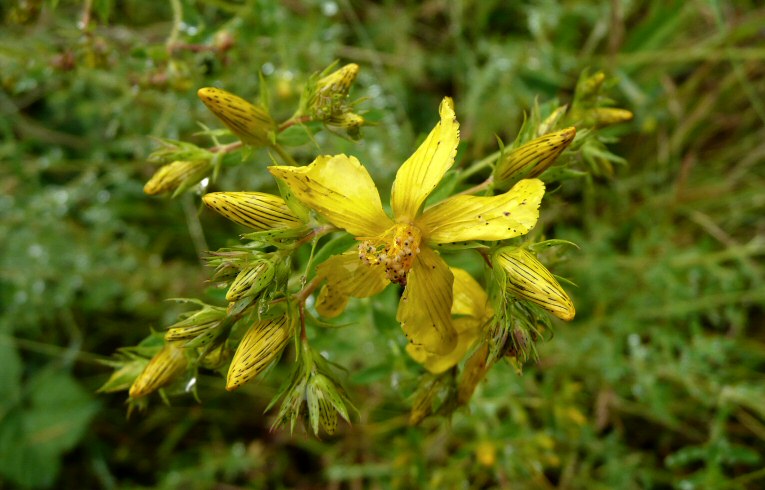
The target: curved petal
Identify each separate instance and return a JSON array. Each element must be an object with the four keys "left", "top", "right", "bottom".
[
  {"left": 419, "top": 179, "right": 545, "bottom": 244},
  {"left": 391, "top": 98, "right": 460, "bottom": 222},
  {"left": 397, "top": 247, "right": 457, "bottom": 355},
  {"left": 406, "top": 318, "right": 480, "bottom": 374},
  {"left": 315, "top": 252, "right": 389, "bottom": 318},
  {"left": 269, "top": 155, "right": 391, "bottom": 237},
  {"left": 451, "top": 268, "right": 490, "bottom": 318}
]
